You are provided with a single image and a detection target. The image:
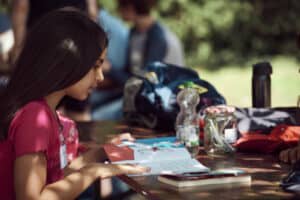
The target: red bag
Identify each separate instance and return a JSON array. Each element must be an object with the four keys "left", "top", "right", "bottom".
[{"left": 235, "top": 125, "right": 300, "bottom": 153}]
